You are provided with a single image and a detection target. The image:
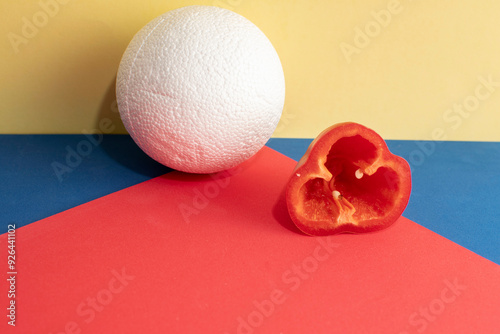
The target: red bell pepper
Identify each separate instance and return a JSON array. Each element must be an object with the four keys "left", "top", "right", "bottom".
[{"left": 286, "top": 122, "right": 411, "bottom": 236}]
